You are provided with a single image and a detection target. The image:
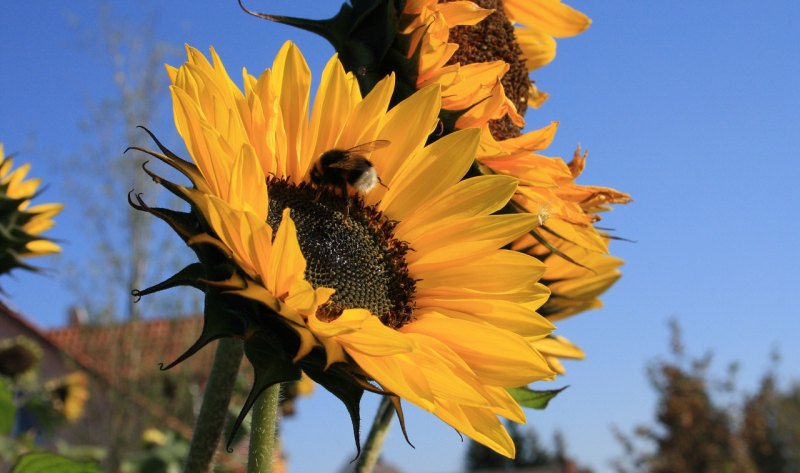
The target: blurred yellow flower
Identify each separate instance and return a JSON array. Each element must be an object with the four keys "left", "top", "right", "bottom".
[
  {"left": 48, "top": 371, "right": 90, "bottom": 423},
  {"left": 0, "top": 144, "right": 62, "bottom": 274},
  {"left": 141, "top": 428, "right": 169, "bottom": 447}
]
